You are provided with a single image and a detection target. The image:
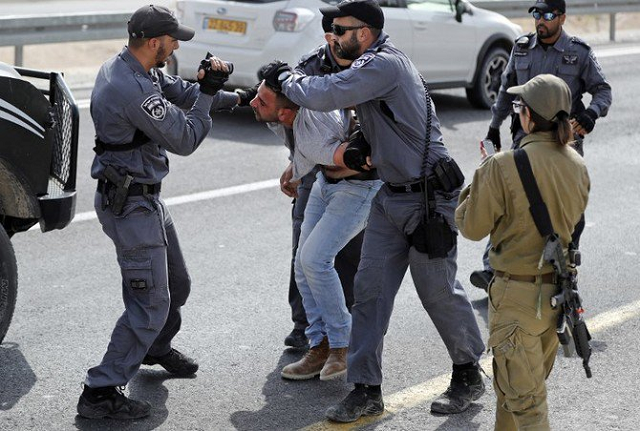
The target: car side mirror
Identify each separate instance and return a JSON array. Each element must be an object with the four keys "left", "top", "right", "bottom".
[{"left": 454, "top": 0, "right": 472, "bottom": 23}]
